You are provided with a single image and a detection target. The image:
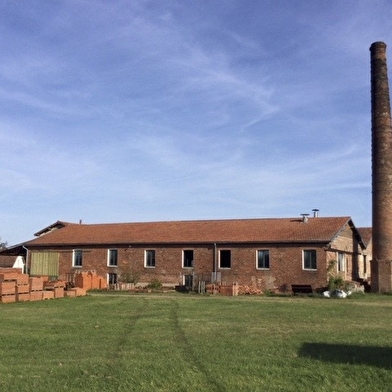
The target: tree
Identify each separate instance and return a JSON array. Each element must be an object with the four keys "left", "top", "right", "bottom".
[{"left": 0, "top": 238, "right": 7, "bottom": 250}]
